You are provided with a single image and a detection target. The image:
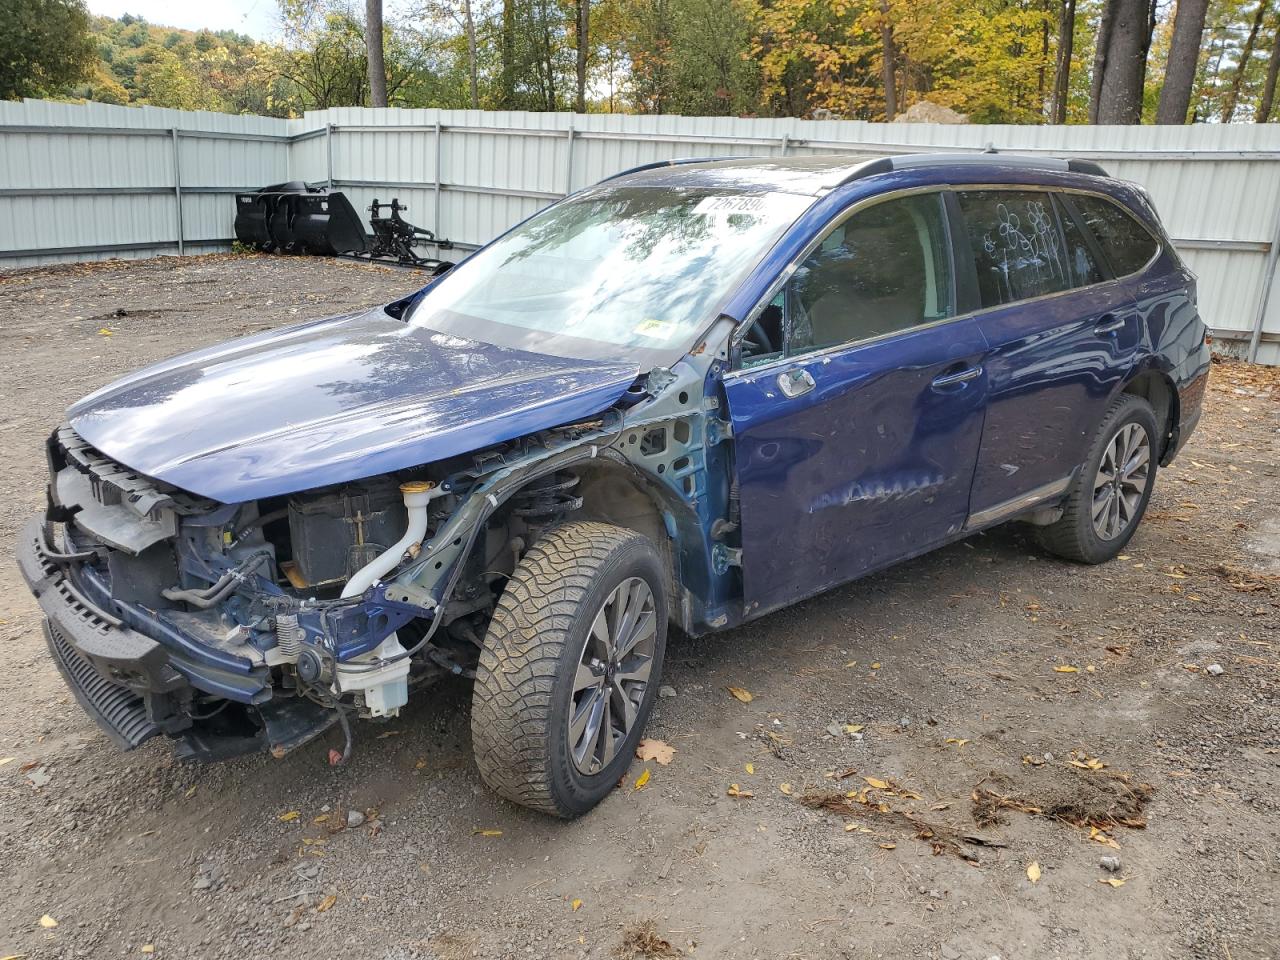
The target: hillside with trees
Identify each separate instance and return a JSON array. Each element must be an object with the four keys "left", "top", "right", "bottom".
[{"left": 3, "top": 0, "right": 1279, "bottom": 123}]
